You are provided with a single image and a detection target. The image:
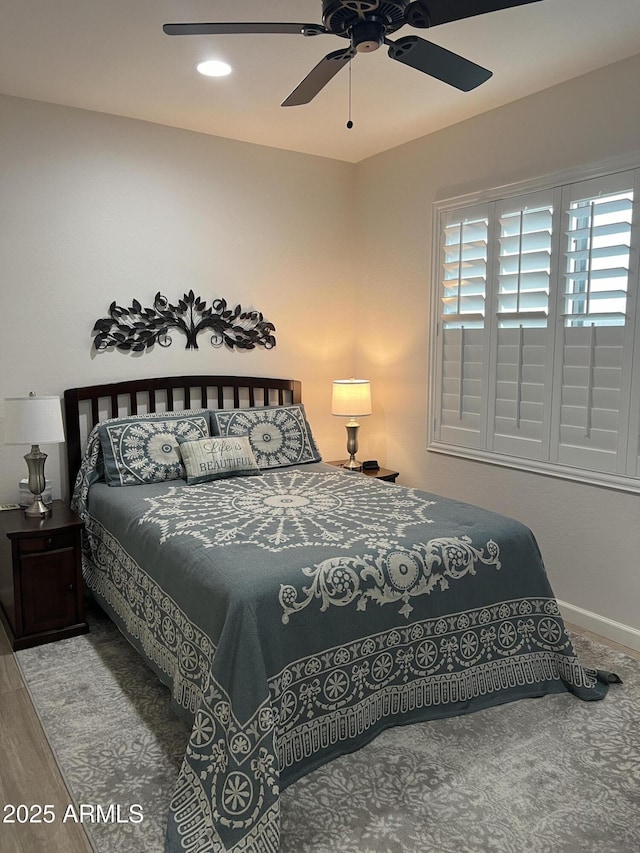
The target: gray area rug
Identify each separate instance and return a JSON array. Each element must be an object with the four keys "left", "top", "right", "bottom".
[{"left": 16, "top": 600, "right": 640, "bottom": 853}]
